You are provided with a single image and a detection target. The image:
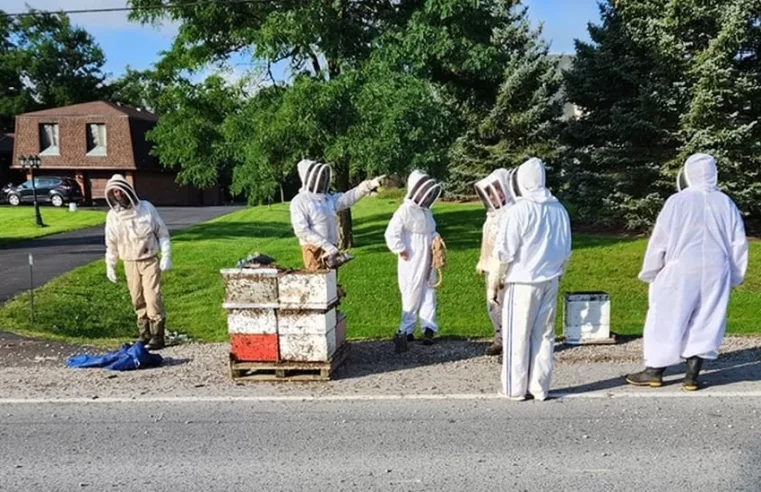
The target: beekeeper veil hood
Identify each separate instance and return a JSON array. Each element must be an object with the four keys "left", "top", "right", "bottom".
[
  {"left": 406, "top": 170, "right": 442, "bottom": 209},
  {"left": 509, "top": 158, "right": 556, "bottom": 203},
  {"left": 677, "top": 153, "right": 718, "bottom": 192},
  {"left": 297, "top": 159, "right": 332, "bottom": 194},
  {"left": 105, "top": 174, "right": 139, "bottom": 211},
  {"left": 475, "top": 168, "right": 512, "bottom": 212}
]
